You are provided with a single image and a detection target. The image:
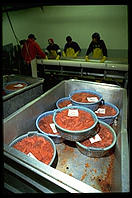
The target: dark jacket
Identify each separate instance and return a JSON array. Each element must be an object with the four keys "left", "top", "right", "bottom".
[
  {"left": 45, "top": 43, "right": 61, "bottom": 56},
  {"left": 64, "top": 41, "right": 81, "bottom": 53},
  {"left": 86, "top": 40, "right": 107, "bottom": 57}
]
